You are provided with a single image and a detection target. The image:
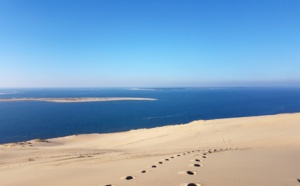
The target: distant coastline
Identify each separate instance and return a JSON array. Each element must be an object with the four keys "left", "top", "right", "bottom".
[{"left": 0, "top": 97, "right": 157, "bottom": 103}]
